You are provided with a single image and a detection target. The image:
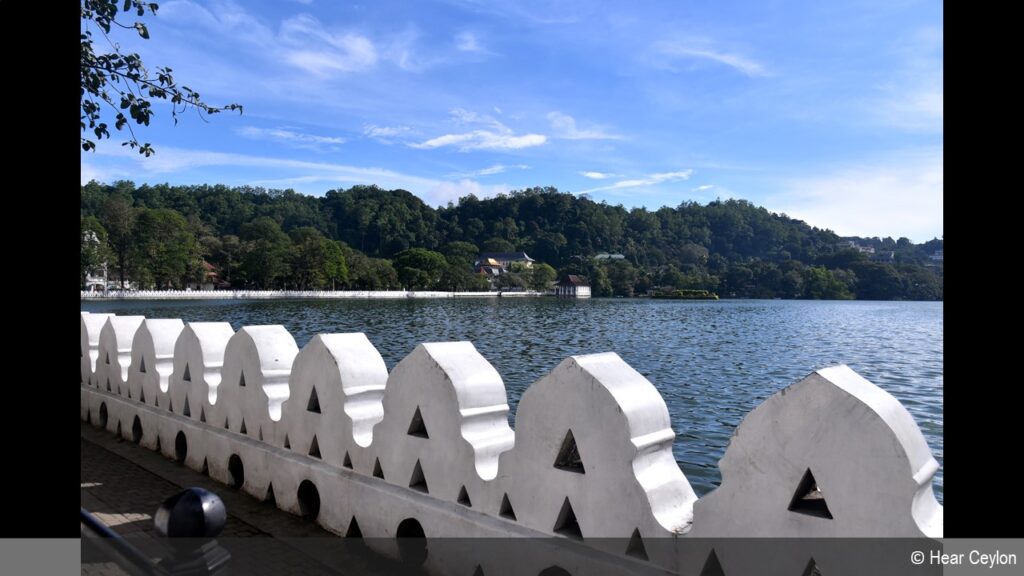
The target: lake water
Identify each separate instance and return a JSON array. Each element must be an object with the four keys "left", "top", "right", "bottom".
[{"left": 82, "top": 298, "right": 943, "bottom": 503}]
